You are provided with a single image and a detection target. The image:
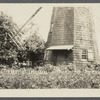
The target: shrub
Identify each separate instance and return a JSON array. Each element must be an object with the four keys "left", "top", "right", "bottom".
[
  {"left": 40, "top": 64, "right": 56, "bottom": 72},
  {"left": 0, "top": 64, "right": 100, "bottom": 89}
]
